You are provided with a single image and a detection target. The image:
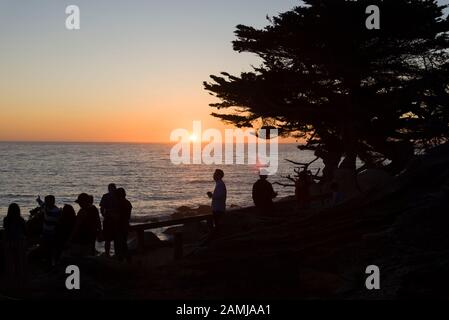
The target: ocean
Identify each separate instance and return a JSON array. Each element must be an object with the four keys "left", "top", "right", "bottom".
[{"left": 0, "top": 142, "right": 322, "bottom": 222}]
